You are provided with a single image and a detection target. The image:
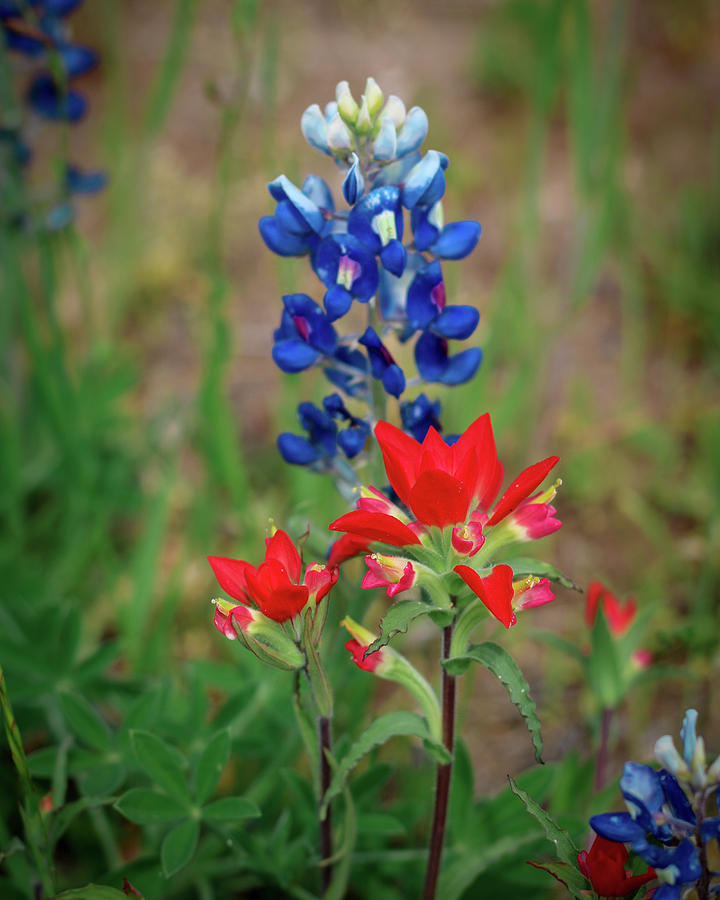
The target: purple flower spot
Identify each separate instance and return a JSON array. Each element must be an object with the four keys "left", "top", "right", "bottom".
[
  {"left": 293, "top": 315, "right": 310, "bottom": 341},
  {"left": 430, "top": 281, "right": 446, "bottom": 313}
]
